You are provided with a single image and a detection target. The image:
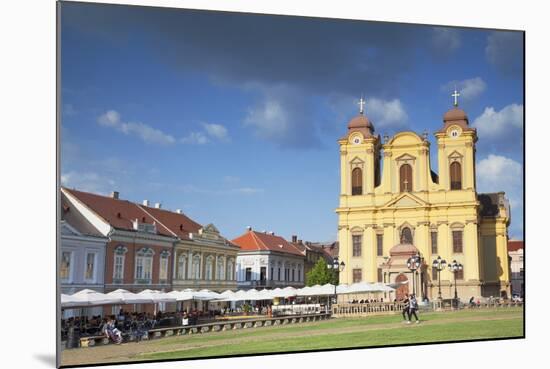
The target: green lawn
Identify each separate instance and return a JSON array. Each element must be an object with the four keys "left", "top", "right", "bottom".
[{"left": 140, "top": 308, "right": 523, "bottom": 361}]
